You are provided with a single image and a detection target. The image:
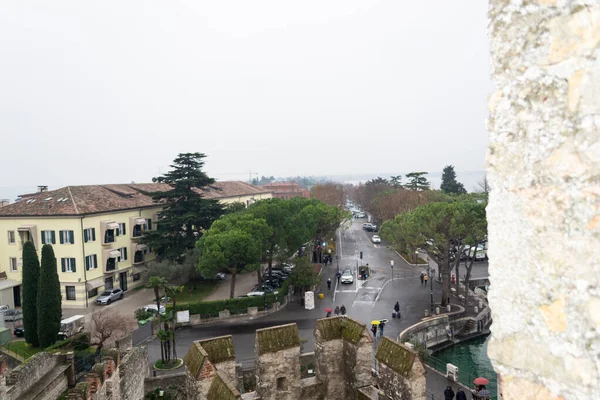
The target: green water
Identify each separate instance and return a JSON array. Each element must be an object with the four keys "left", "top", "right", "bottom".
[{"left": 434, "top": 335, "right": 497, "bottom": 399}]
